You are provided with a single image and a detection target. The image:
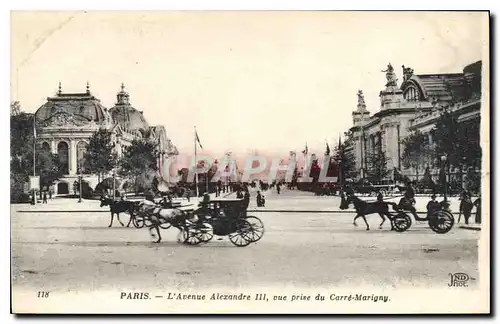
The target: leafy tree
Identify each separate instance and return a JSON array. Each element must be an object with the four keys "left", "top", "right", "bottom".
[
  {"left": 401, "top": 130, "right": 432, "bottom": 181},
  {"left": 334, "top": 131, "right": 358, "bottom": 184},
  {"left": 431, "top": 108, "right": 464, "bottom": 170},
  {"left": 119, "top": 139, "right": 158, "bottom": 193},
  {"left": 432, "top": 108, "right": 482, "bottom": 191},
  {"left": 83, "top": 128, "right": 117, "bottom": 183},
  {"left": 366, "top": 150, "right": 390, "bottom": 184},
  {"left": 10, "top": 109, "right": 65, "bottom": 201}
]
